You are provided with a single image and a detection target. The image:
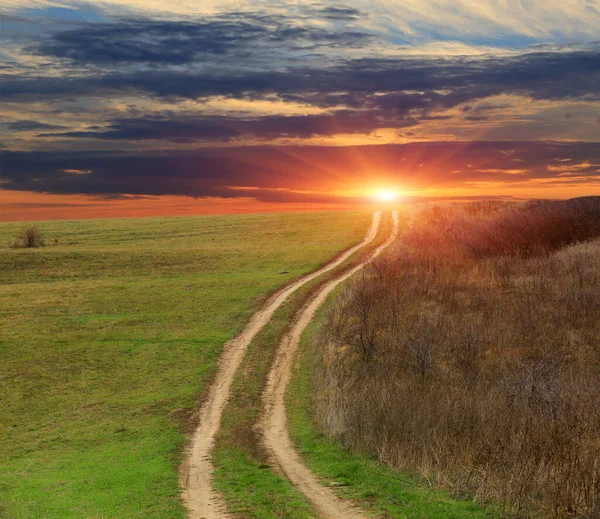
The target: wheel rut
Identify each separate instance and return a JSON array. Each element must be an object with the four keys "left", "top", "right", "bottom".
[
  {"left": 260, "top": 211, "right": 399, "bottom": 519},
  {"left": 181, "top": 211, "right": 384, "bottom": 519}
]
